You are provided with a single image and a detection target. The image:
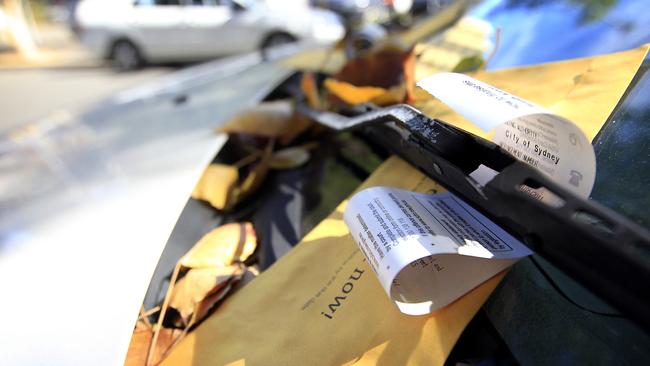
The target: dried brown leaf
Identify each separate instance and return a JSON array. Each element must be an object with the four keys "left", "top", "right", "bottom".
[
  {"left": 216, "top": 101, "right": 293, "bottom": 137},
  {"left": 327, "top": 45, "right": 416, "bottom": 107},
  {"left": 337, "top": 46, "right": 415, "bottom": 87},
  {"left": 190, "top": 281, "right": 235, "bottom": 326},
  {"left": 216, "top": 101, "right": 309, "bottom": 145},
  {"left": 147, "top": 222, "right": 256, "bottom": 363},
  {"left": 180, "top": 222, "right": 257, "bottom": 269},
  {"left": 324, "top": 79, "right": 403, "bottom": 106},
  {"left": 301, "top": 72, "right": 321, "bottom": 109},
  {"left": 125, "top": 327, "right": 183, "bottom": 366},
  {"left": 231, "top": 140, "right": 274, "bottom": 204},
  {"left": 269, "top": 146, "right": 311, "bottom": 170},
  {"left": 402, "top": 47, "right": 416, "bottom": 104},
  {"left": 193, "top": 140, "right": 276, "bottom": 211},
  {"left": 191, "top": 164, "right": 239, "bottom": 210},
  {"left": 169, "top": 265, "right": 244, "bottom": 326},
  {"left": 279, "top": 114, "right": 312, "bottom": 145}
]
